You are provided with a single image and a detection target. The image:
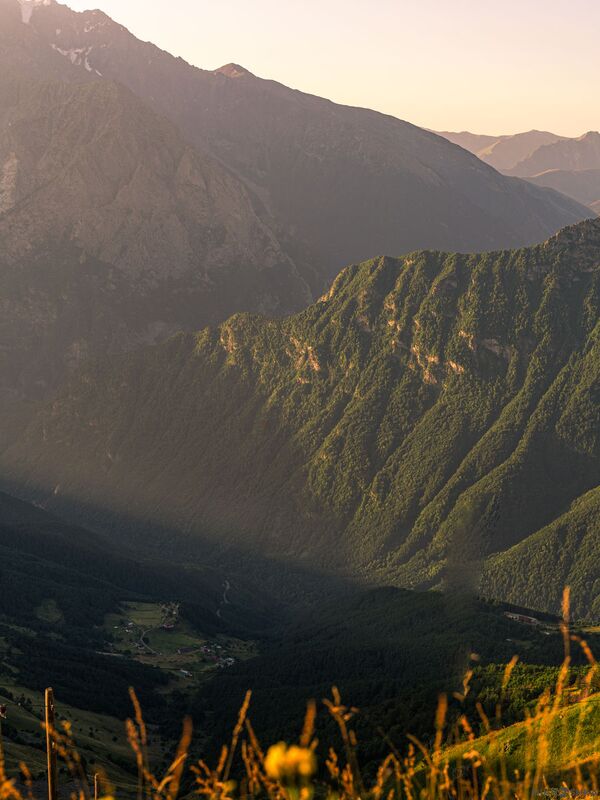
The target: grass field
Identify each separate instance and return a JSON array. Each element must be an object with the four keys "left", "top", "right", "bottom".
[
  {"left": 0, "top": 681, "right": 160, "bottom": 791},
  {"left": 442, "top": 691, "right": 600, "bottom": 780},
  {"left": 34, "top": 599, "right": 64, "bottom": 625}
]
